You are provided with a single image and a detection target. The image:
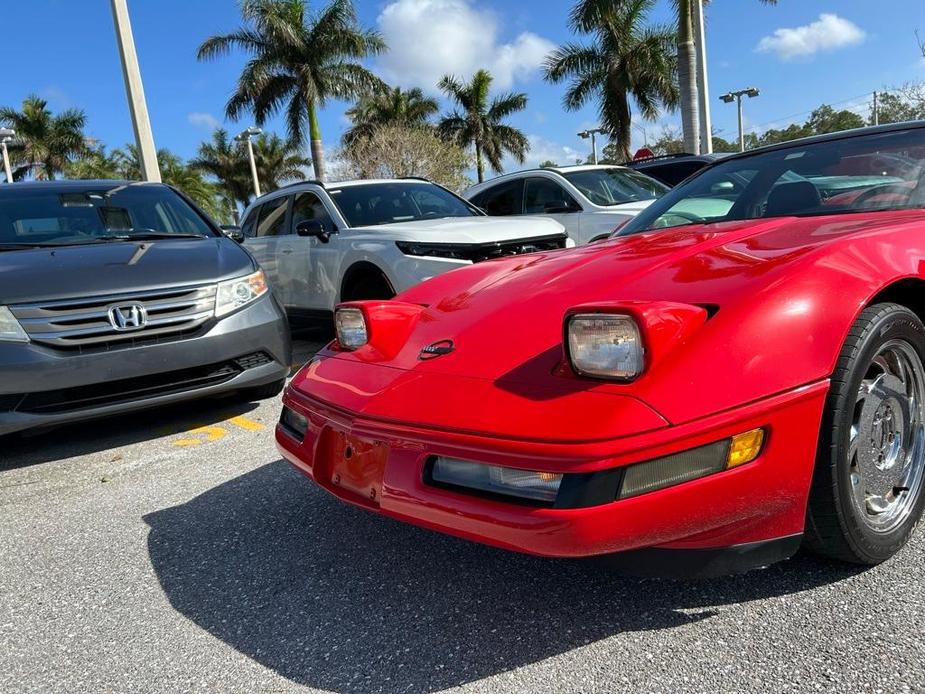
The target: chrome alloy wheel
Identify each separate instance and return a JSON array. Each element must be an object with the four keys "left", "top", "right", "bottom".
[{"left": 850, "top": 339, "right": 925, "bottom": 533}]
